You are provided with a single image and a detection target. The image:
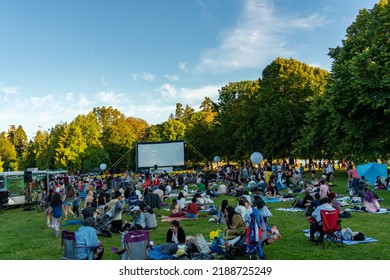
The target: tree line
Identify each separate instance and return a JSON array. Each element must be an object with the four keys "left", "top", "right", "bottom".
[{"left": 0, "top": 1, "right": 388, "bottom": 173}]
